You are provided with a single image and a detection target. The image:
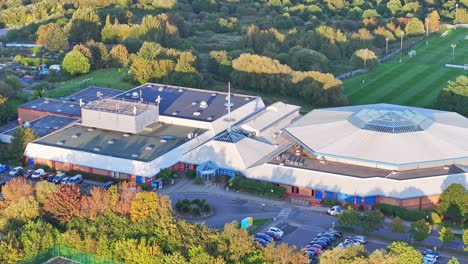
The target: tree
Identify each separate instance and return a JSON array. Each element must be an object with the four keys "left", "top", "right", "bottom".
[
  {"left": 110, "top": 44, "right": 130, "bottom": 67},
  {"left": 19, "top": 219, "right": 59, "bottom": 258},
  {"left": 81, "top": 187, "right": 110, "bottom": 220},
  {"left": 219, "top": 222, "right": 256, "bottom": 263},
  {"left": 36, "top": 24, "right": 53, "bottom": 45},
  {"left": 427, "top": 11, "right": 440, "bottom": 33},
  {"left": 114, "top": 238, "right": 162, "bottom": 263},
  {"left": 131, "top": 57, "right": 154, "bottom": 84},
  {"left": 73, "top": 44, "right": 93, "bottom": 65},
  {"left": 350, "top": 49, "right": 378, "bottom": 70},
  {"left": 43, "top": 184, "right": 82, "bottom": 223},
  {"left": 1, "top": 196, "right": 40, "bottom": 230},
  {"left": 88, "top": 41, "right": 109, "bottom": 69},
  {"left": 122, "top": 36, "right": 143, "bottom": 53},
  {"left": 463, "top": 229, "right": 468, "bottom": 251},
  {"left": 437, "top": 76, "right": 468, "bottom": 117},
  {"left": 263, "top": 243, "right": 308, "bottom": 264},
  {"left": 1, "top": 177, "right": 34, "bottom": 202},
  {"left": 409, "top": 220, "right": 431, "bottom": 242},
  {"left": 0, "top": 241, "right": 23, "bottom": 264},
  {"left": 62, "top": 50, "right": 91, "bottom": 75},
  {"left": 387, "top": 0, "right": 402, "bottom": 15},
  {"left": 130, "top": 192, "right": 172, "bottom": 222},
  {"left": 34, "top": 181, "right": 56, "bottom": 204},
  {"left": 68, "top": 8, "right": 101, "bottom": 42},
  {"left": 288, "top": 46, "right": 328, "bottom": 71},
  {"left": 436, "top": 183, "right": 468, "bottom": 224},
  {"left": 338, "top": 209, "right": 360, "bottom": 227},
  {"left": 0, "top": 95, "right": 9, "bottom": 124},
  {"left": 319, "top": 245, "right": 368, "bottom": 264},
  {"left": 405, "top": 18, "right": 425, "bottom": 36},
  {"left": 455, "top": 8, "right": 468, "bottom": 24},
  {"left": 10, "top": 127, "right": 37, "bottom": 165},
  {"left": 361, "top": 210, "right": 385, "bottom": 233},
  {"left": 390, "top": 216, "right": 406, "bottom": 233},
  {"left": 208, "top": 50, "right": 232, "bottom": 80},
  {"left": 113, "top": 181, "right": 140, "bottom": 215},
  {"left": 387, "top": 241, "right": 422, "bottom": 264},
  {"left": 43, "top": 24, "right": 69, "bottom": 52},
  {"left": 439, "top": 227, "right": 456, "bottom": 245},
  {"left": 448, "top": 257, "right": 460, "bottom": 264}
]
